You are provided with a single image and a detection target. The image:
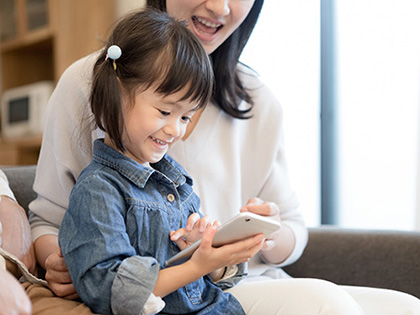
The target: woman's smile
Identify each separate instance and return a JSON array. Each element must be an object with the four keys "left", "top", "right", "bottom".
[
  {"left": 192, "top": 15, "right": 223, "bottom": 36},
  {"left": 166, "top": 0, "right": 255, "bottom": 54}
]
